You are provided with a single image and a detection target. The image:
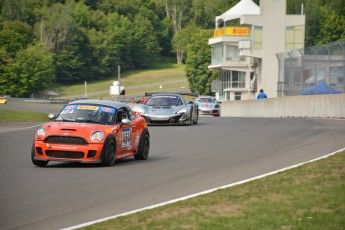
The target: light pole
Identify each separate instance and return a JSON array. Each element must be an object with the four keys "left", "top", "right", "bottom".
[
  {"left": 84, "top": 81, "right": 87, "bottom": 98},
  {"left": 118, "top": 65, "right": 121, "bottom": 101}
]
